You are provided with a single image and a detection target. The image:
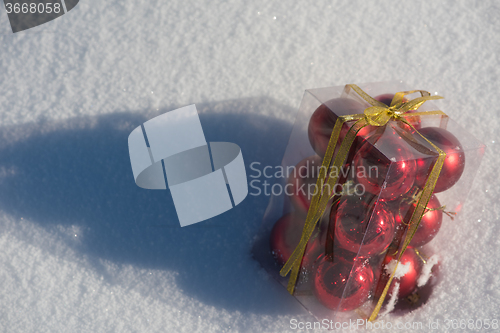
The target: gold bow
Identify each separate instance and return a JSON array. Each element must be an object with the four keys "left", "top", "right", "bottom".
[
  {"left": 279, "top": 84, "right": 447, "bottom": 321},
  {"left": 353, "top": 85, "right": 443, "bottom": 126}
]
